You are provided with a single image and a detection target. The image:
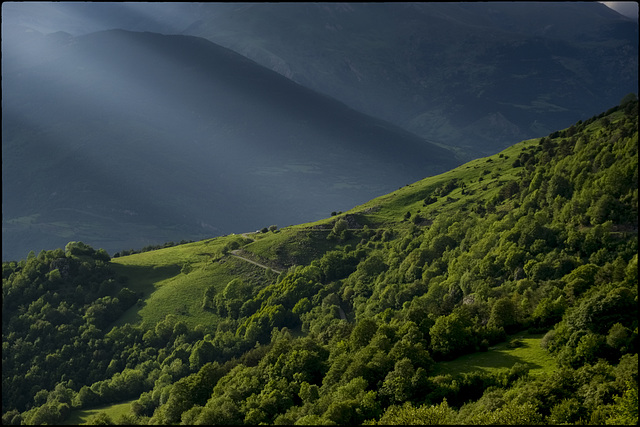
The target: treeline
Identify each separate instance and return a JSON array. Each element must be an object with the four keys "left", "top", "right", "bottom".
[{"left": 2, "top": 100, "right": 637, "bottom": 425}]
